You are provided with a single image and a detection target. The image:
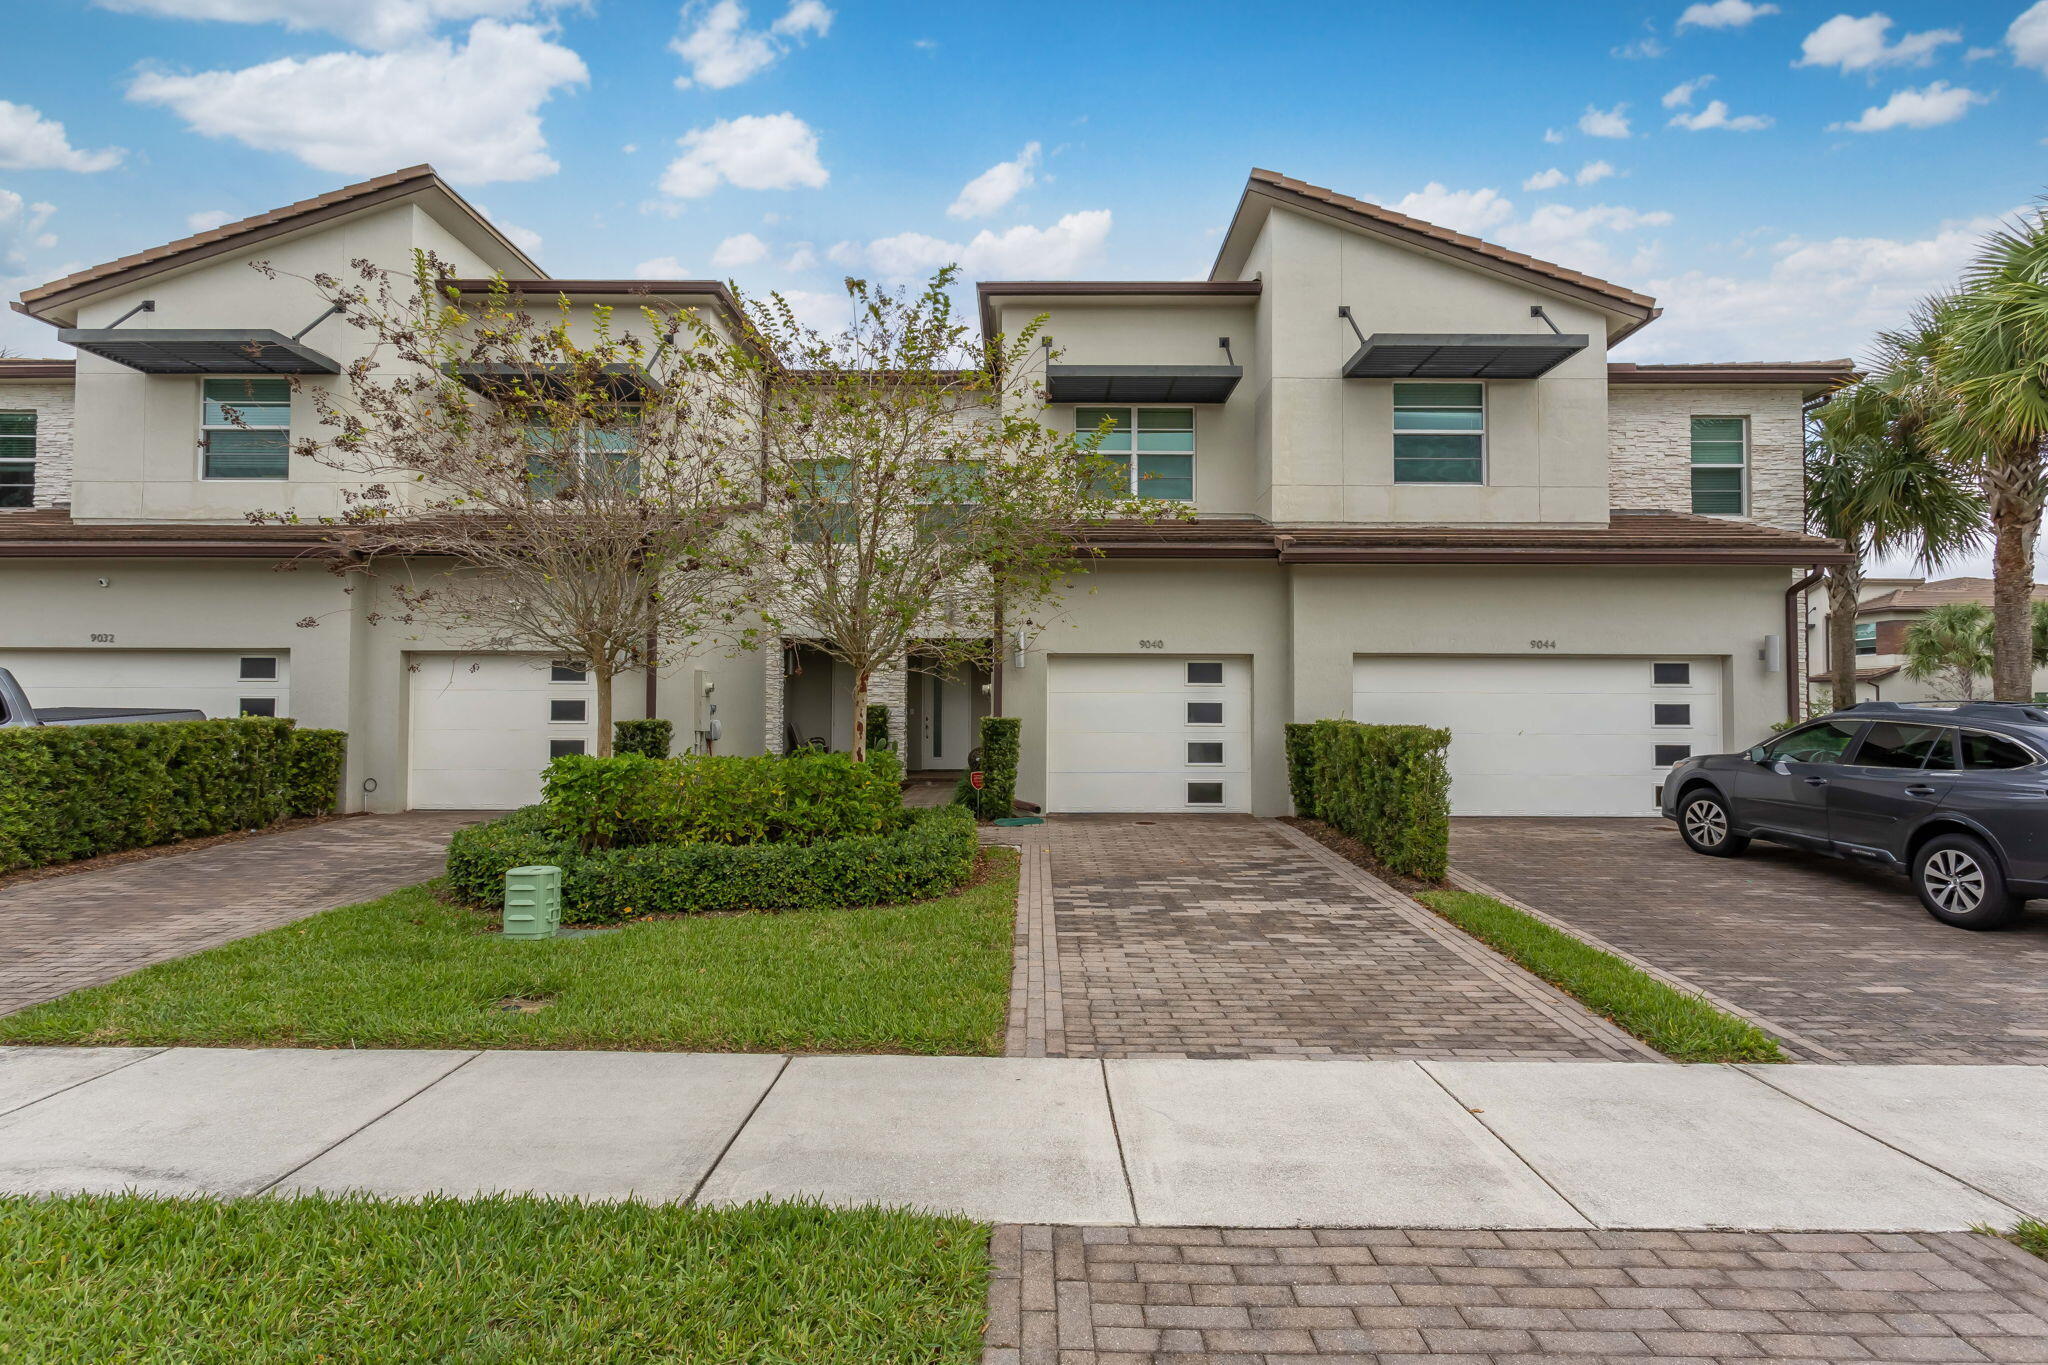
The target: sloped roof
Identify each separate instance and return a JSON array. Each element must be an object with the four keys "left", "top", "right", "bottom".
[
  {"left": 1214, "top": 169, "right": 1659, "bottom": 331},
  {"left": 1859, "top": 577, "right": 2048, "bottom": 613},
  {"left": 15, "top": 166, "right": 543, "bottom": 320},
  {"left": 1807, "top": 664, "right": 1903, "bottom": 683},
  {"left": 1609, "top": 360, "right": 1857, "bottom": 393},
  {"left": 0, "top": 358, "right": 73, "bottom": 380}
]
